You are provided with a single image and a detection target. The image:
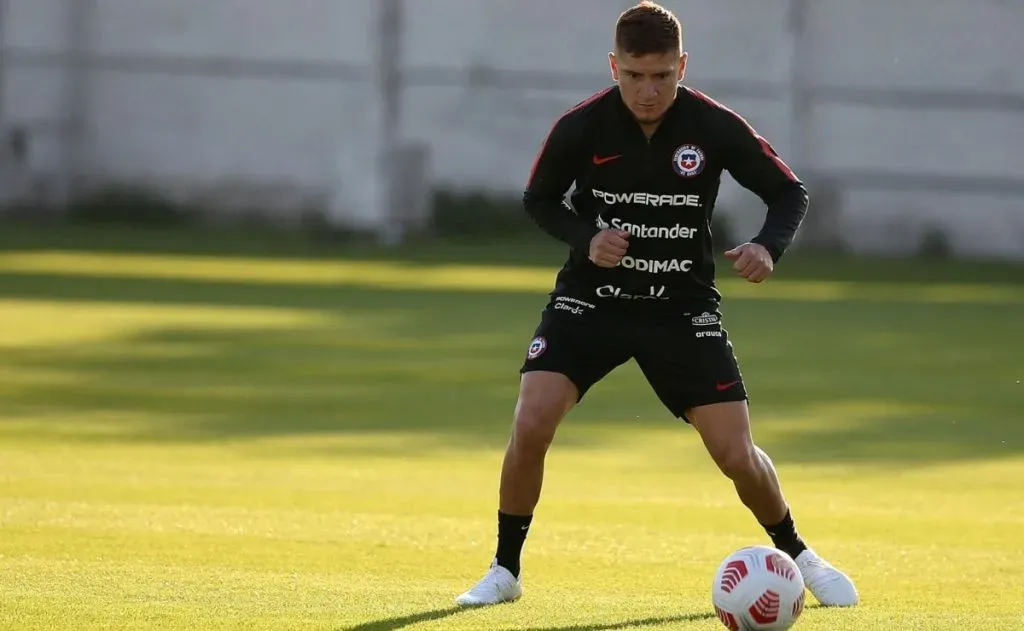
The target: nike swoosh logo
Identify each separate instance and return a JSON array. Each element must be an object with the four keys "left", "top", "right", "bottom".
[
  {"left": 592, "top": 154, "right": 622, "bottom": 165},
  {"left": 716, "top": 380, "right": 741, "bottom": 391}
]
